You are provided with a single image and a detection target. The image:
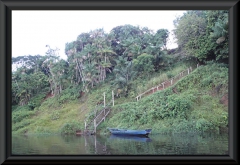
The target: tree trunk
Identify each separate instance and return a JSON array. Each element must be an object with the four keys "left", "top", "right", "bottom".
[
  {"left": 76, "top": 59, "right": 85, "bottom": 86},
  {"left": 60, "top": 84, "right": 62, "bottom": 93}
]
